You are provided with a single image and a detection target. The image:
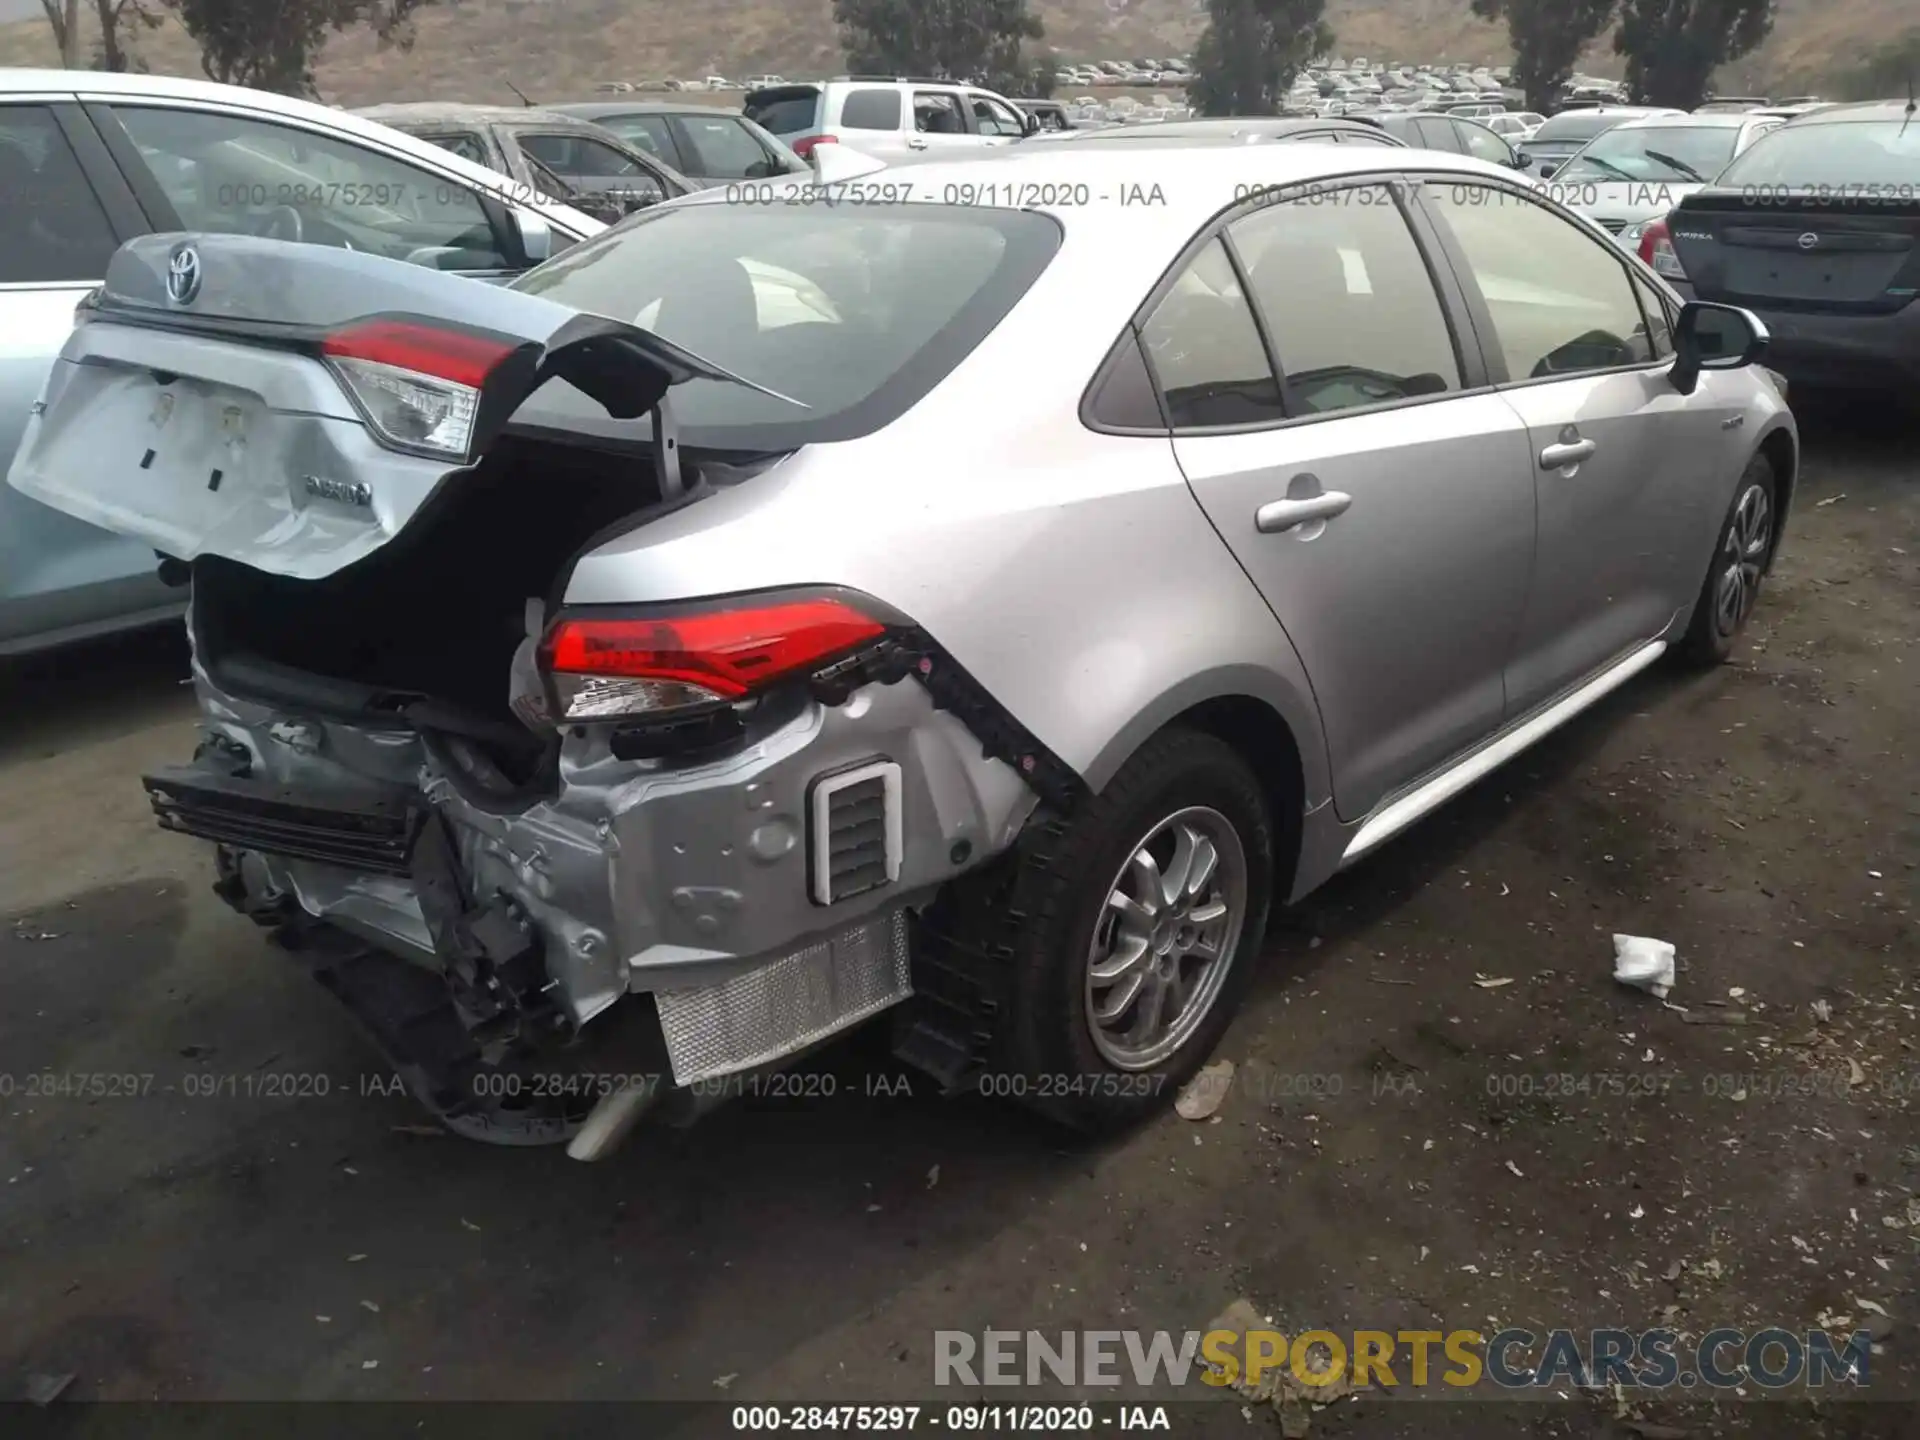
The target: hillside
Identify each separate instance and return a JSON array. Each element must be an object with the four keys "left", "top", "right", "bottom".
[{"left": 0, "top": 0, "right": 1909, "bottom": 107}]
